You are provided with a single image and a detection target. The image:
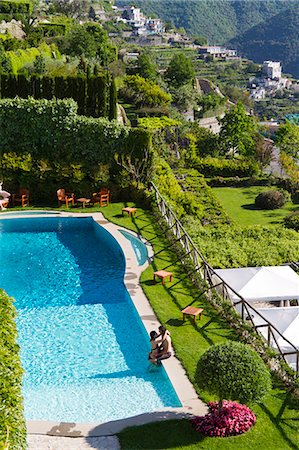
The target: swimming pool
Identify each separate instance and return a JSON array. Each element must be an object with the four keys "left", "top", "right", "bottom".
[
  {"left": 0, "top": 217, "right": 180, "bottom": 423},
  {"left": 119, "top": 229, "right": 149, "bottom": 266}
]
